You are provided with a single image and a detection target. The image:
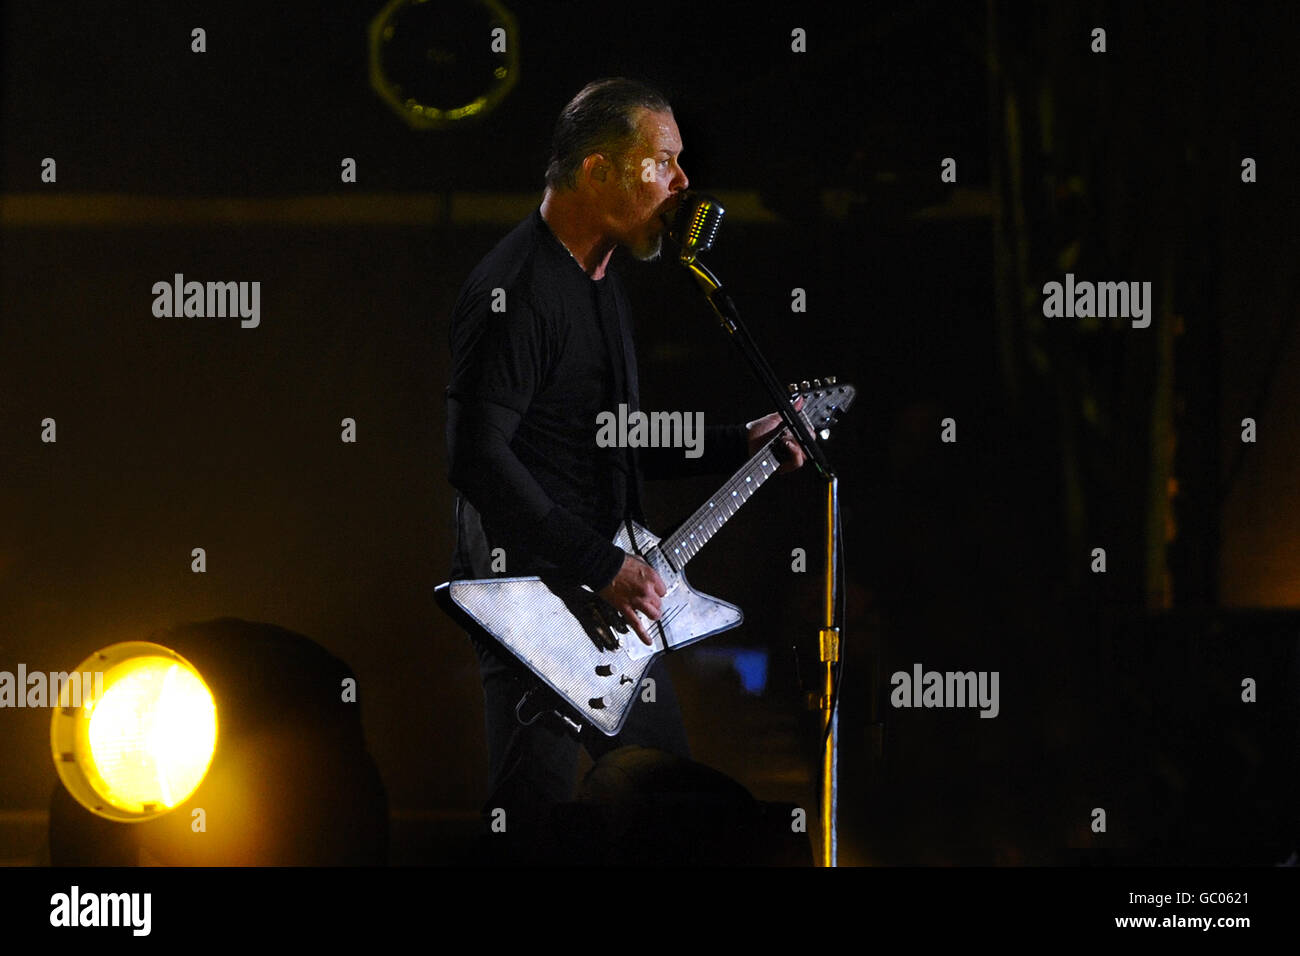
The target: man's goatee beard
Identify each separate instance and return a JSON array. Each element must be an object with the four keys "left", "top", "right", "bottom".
[{"left": 632, "top": 234, "right": 664, "bottom": 262}]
